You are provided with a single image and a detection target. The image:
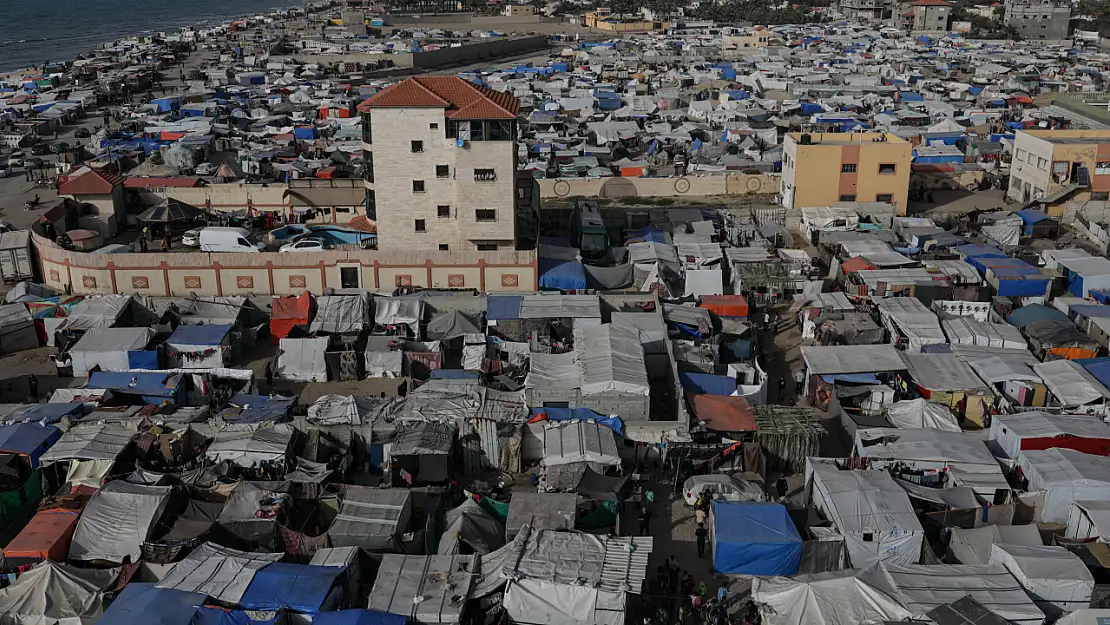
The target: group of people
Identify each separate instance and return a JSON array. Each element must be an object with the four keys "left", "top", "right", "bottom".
[
  {"left": 133, "top": 225, "right": 173, "bottom": 253},
  {"left": 645, "top": 555, "right": 732, "bottom": 625}
]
